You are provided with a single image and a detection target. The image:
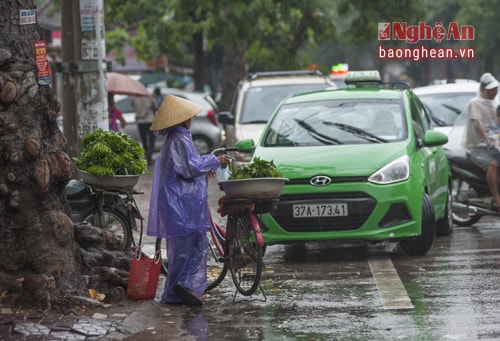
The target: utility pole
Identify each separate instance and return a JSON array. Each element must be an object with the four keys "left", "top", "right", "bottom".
[{"left": 60, "top": 0, "right": 107, "bottom": 158}]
